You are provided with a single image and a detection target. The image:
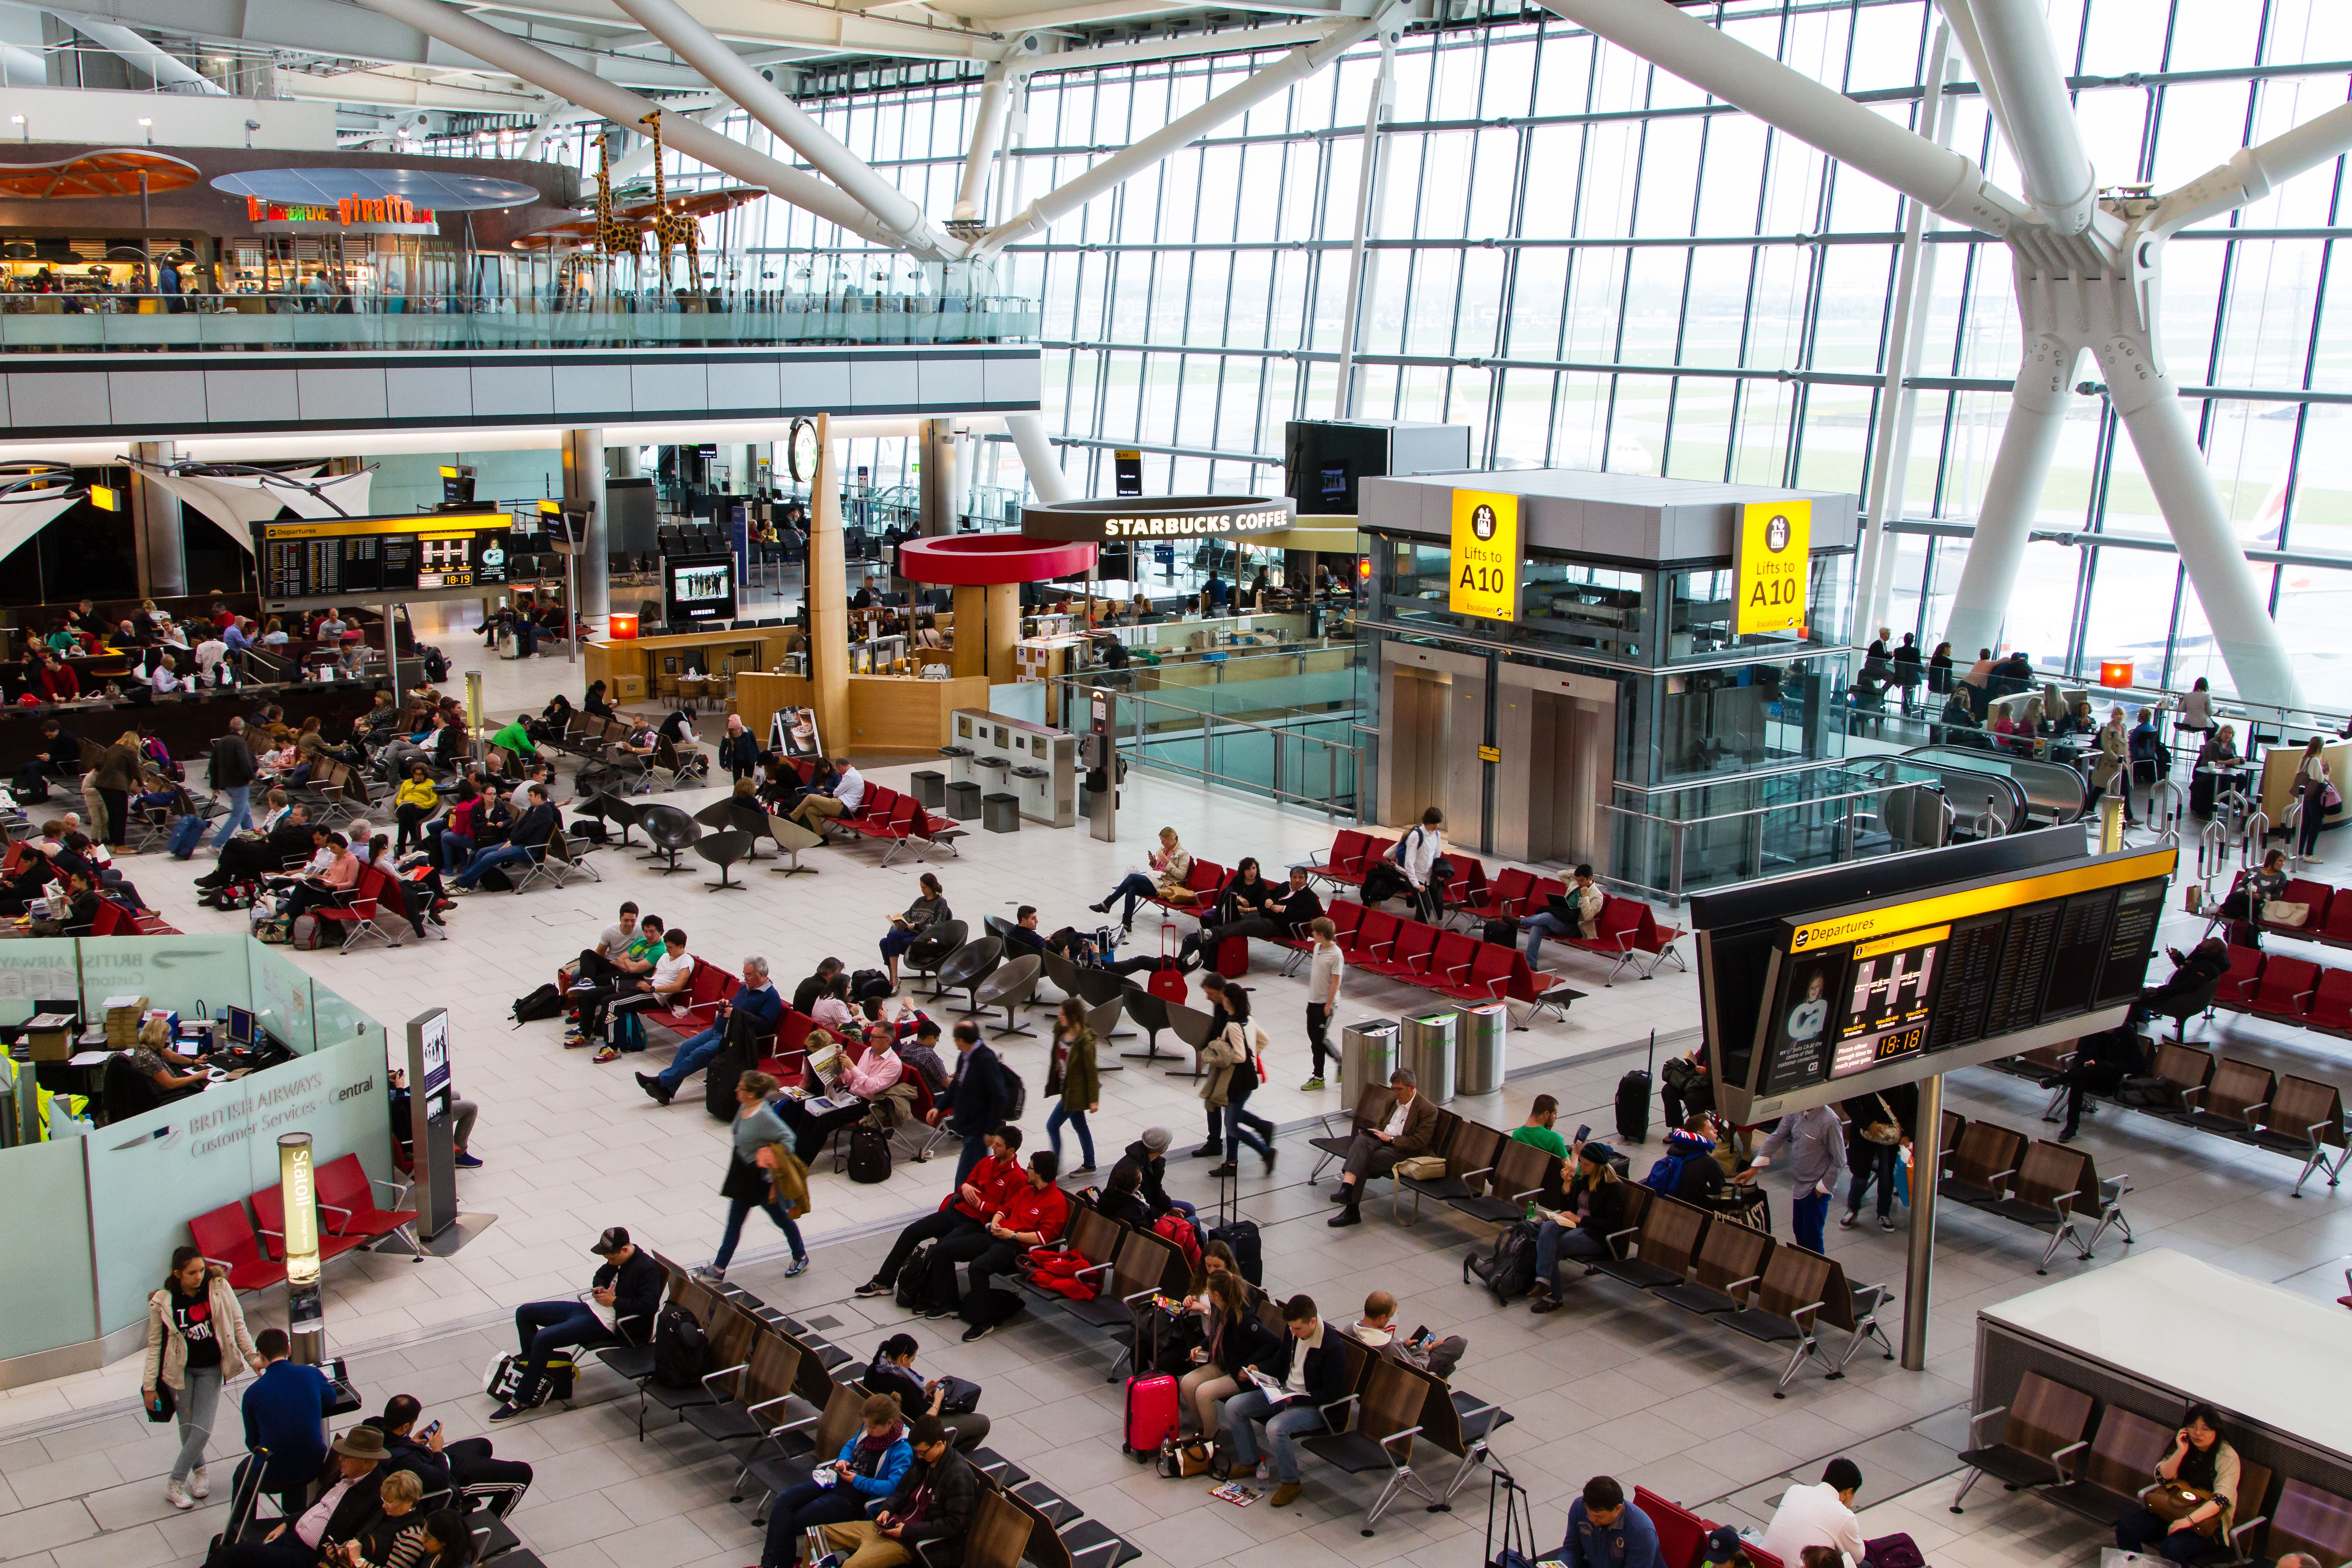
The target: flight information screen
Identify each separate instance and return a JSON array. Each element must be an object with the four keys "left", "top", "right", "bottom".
[
  {"left": 1754, "top": 849, "right": 2173, "bottom": 1100},
  {"left": 256, "top": 512, "right": 511, "bottom": 600}
]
